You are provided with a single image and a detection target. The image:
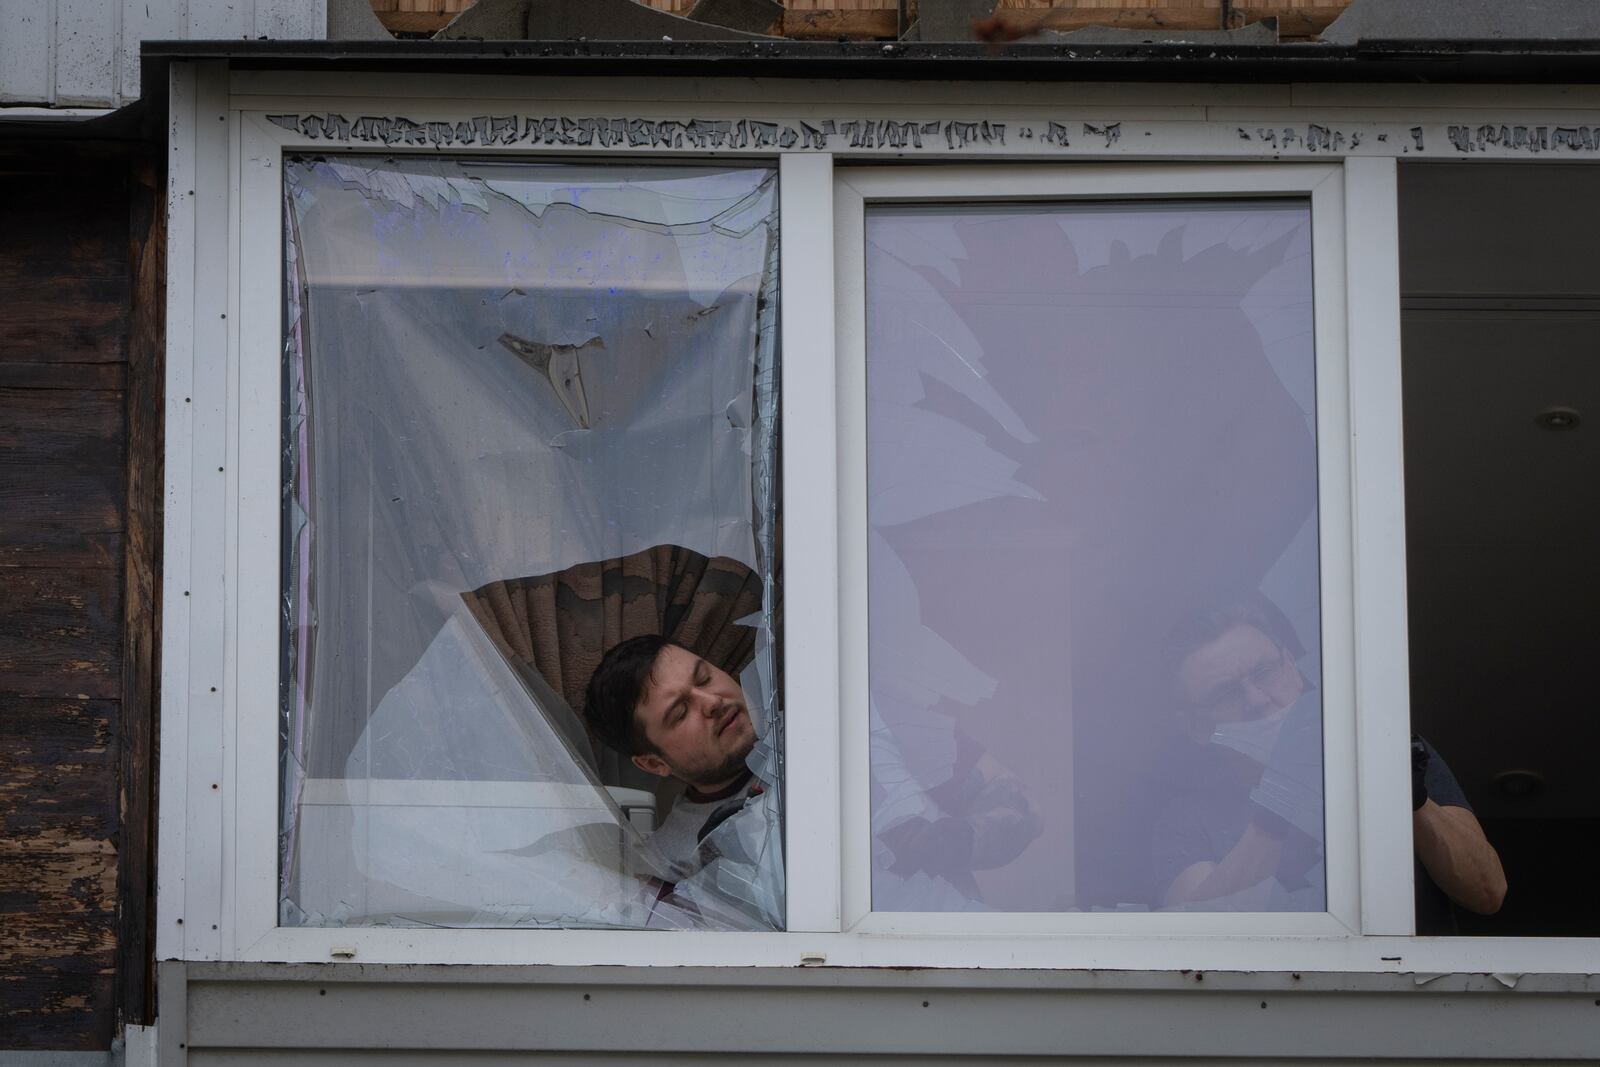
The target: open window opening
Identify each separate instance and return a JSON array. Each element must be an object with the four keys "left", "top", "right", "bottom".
[
  {"left": 278, "top": 156, "right": 784, "bottom": 930},
  {"left": 1400, "top": 162, "right": 1600, "bottom": 936}
]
